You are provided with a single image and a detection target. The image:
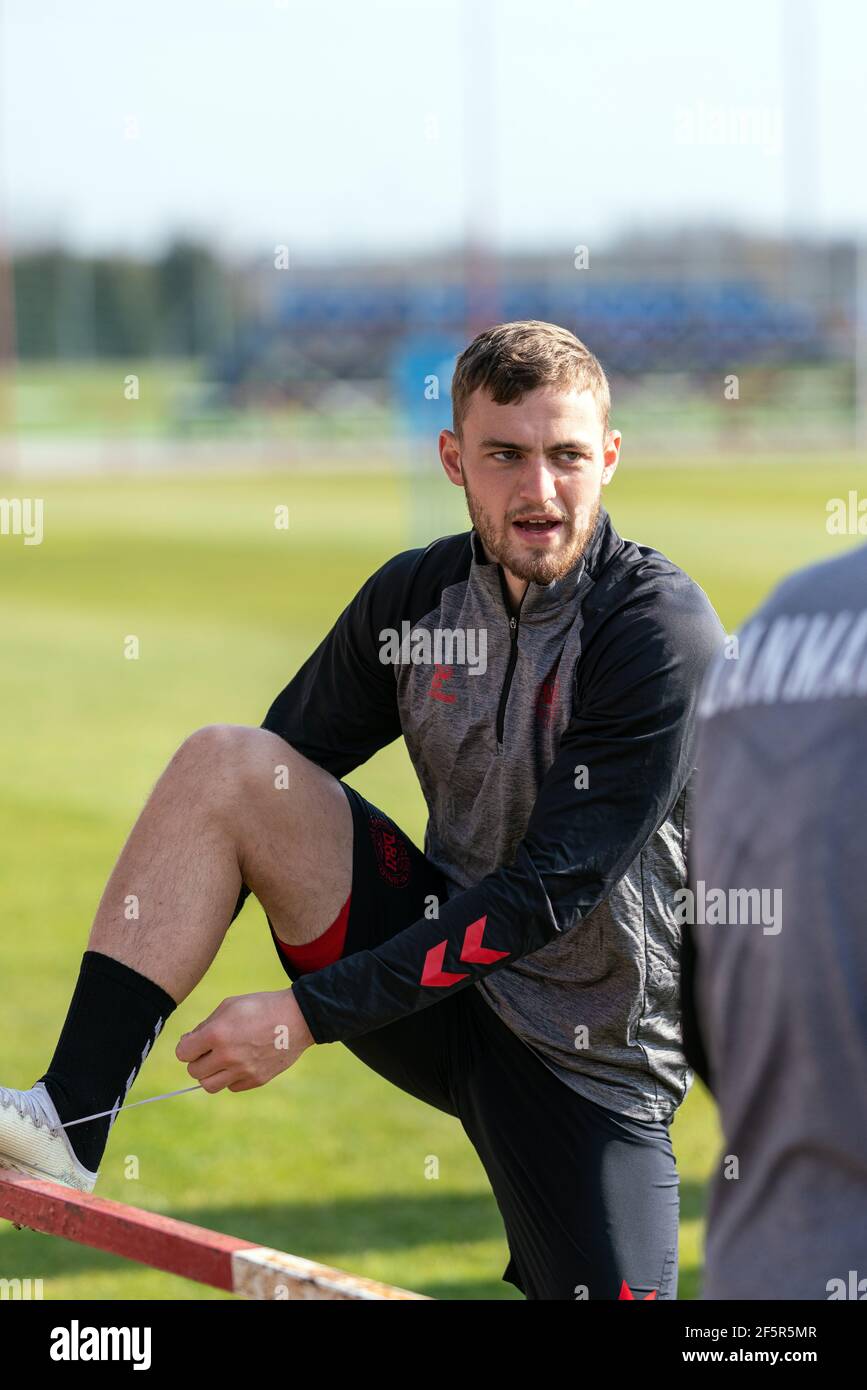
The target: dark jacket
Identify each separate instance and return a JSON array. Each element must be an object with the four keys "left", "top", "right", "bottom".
[{"left": 259, "top": 507, "right": 725, "bottom": 1120}]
